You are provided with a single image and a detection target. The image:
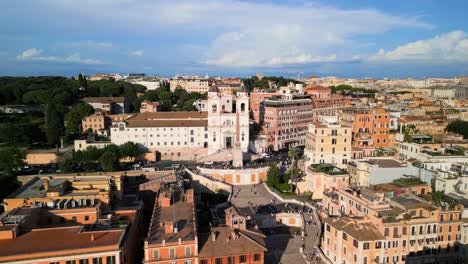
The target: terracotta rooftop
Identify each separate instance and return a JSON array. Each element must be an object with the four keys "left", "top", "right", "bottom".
[
  {"left": 324, "top": 217, "right": 385, "bottom": 241},
  {"left": 198, "top": 227, "right": 267, "bottom": 257},
  {"left": 362, "top": 159, "right": 405, "bottom": 168},
  {"left": 119, "top": 111, "right": 208, "bottom": 128},
  {"left": 0, "top": 226, "right": 124, "bottom": 262},
  {"left": 82, "top": 97, "right": 127, "bottom": 104},
  {"left": 147, "top": 188, "right": 197, "bottom": 244}
]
